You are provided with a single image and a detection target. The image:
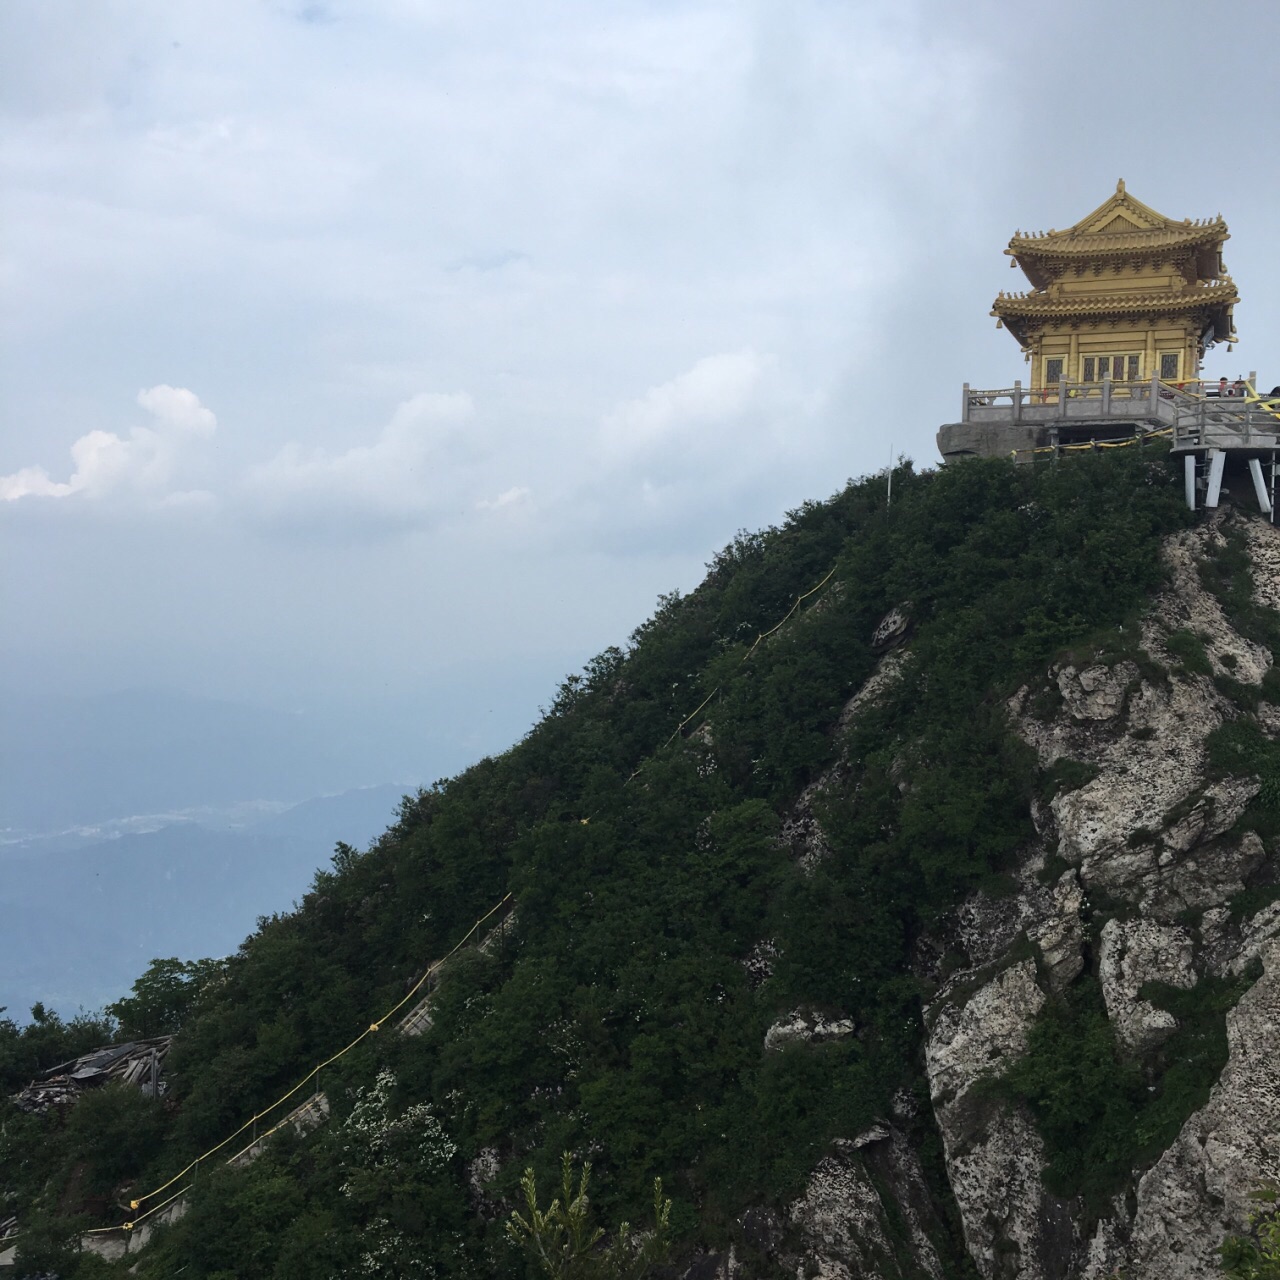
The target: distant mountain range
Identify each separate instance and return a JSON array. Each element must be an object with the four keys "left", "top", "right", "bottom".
[
  {"left": 0, "top": 784, "right": 409, "bottom": 1017},
  {"left": 0, "top": 688, "right": 410, "bottom": 837},
  {"left": 0, "top": 677, "right": 549, "bottom": 1017}
]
